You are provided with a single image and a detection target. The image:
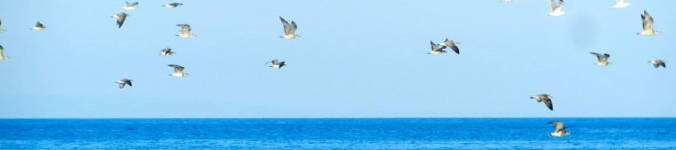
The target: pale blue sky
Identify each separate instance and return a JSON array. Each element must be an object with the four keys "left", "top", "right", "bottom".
[{"left": 0, "top": 0, "right": 674, "bottom": 118}]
